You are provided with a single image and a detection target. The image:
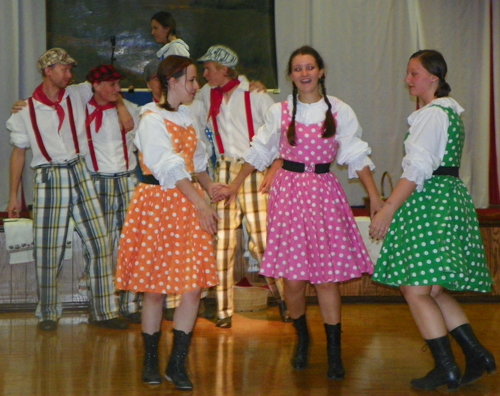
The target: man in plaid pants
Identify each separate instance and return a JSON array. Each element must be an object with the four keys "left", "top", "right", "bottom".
[
  {"left": 84, "top": 64, "right": 142, "bottom": 323},
  {"left": 7, "top": 48, "right": 128, "bottom": 332},
  {"left": 197, "top": 45, "right": 290, "bottom": 328}
]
